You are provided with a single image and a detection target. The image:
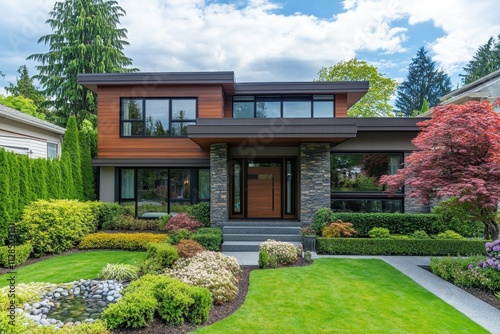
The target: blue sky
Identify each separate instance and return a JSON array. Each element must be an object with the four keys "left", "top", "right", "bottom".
[{"left": 1, "top": 0, "right": 499, "bottom": 95}]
